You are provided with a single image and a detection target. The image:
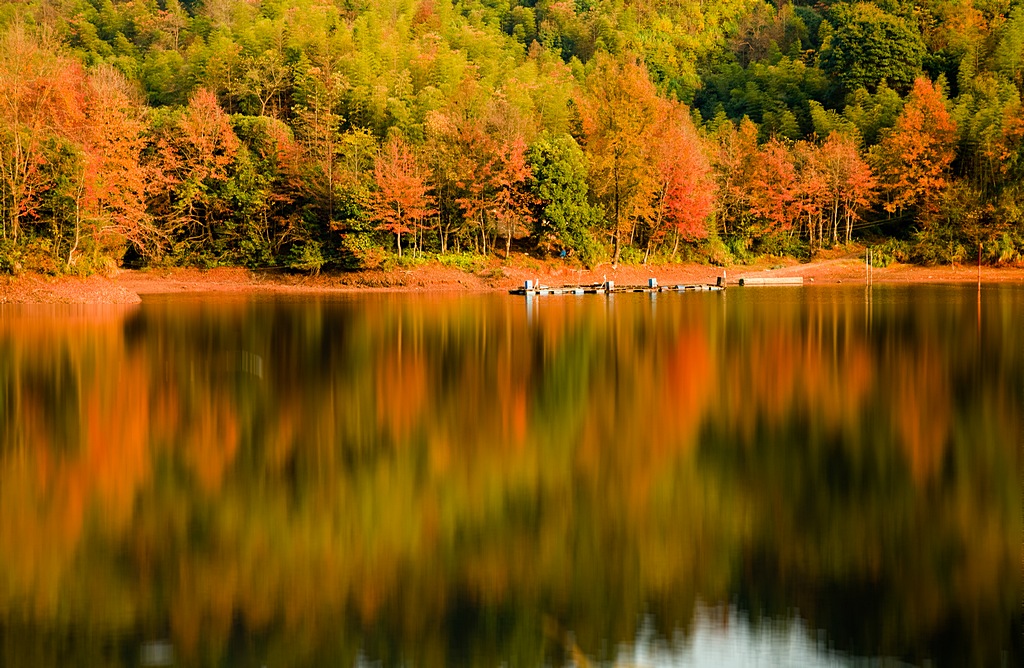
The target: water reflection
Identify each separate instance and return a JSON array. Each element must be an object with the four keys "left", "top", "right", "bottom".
[
  {"left": 620, "top": 607, "right": 849, "bottom": 667},
  {"left": 0, "top": 287, "right": 1020, "bottom": 667}
]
